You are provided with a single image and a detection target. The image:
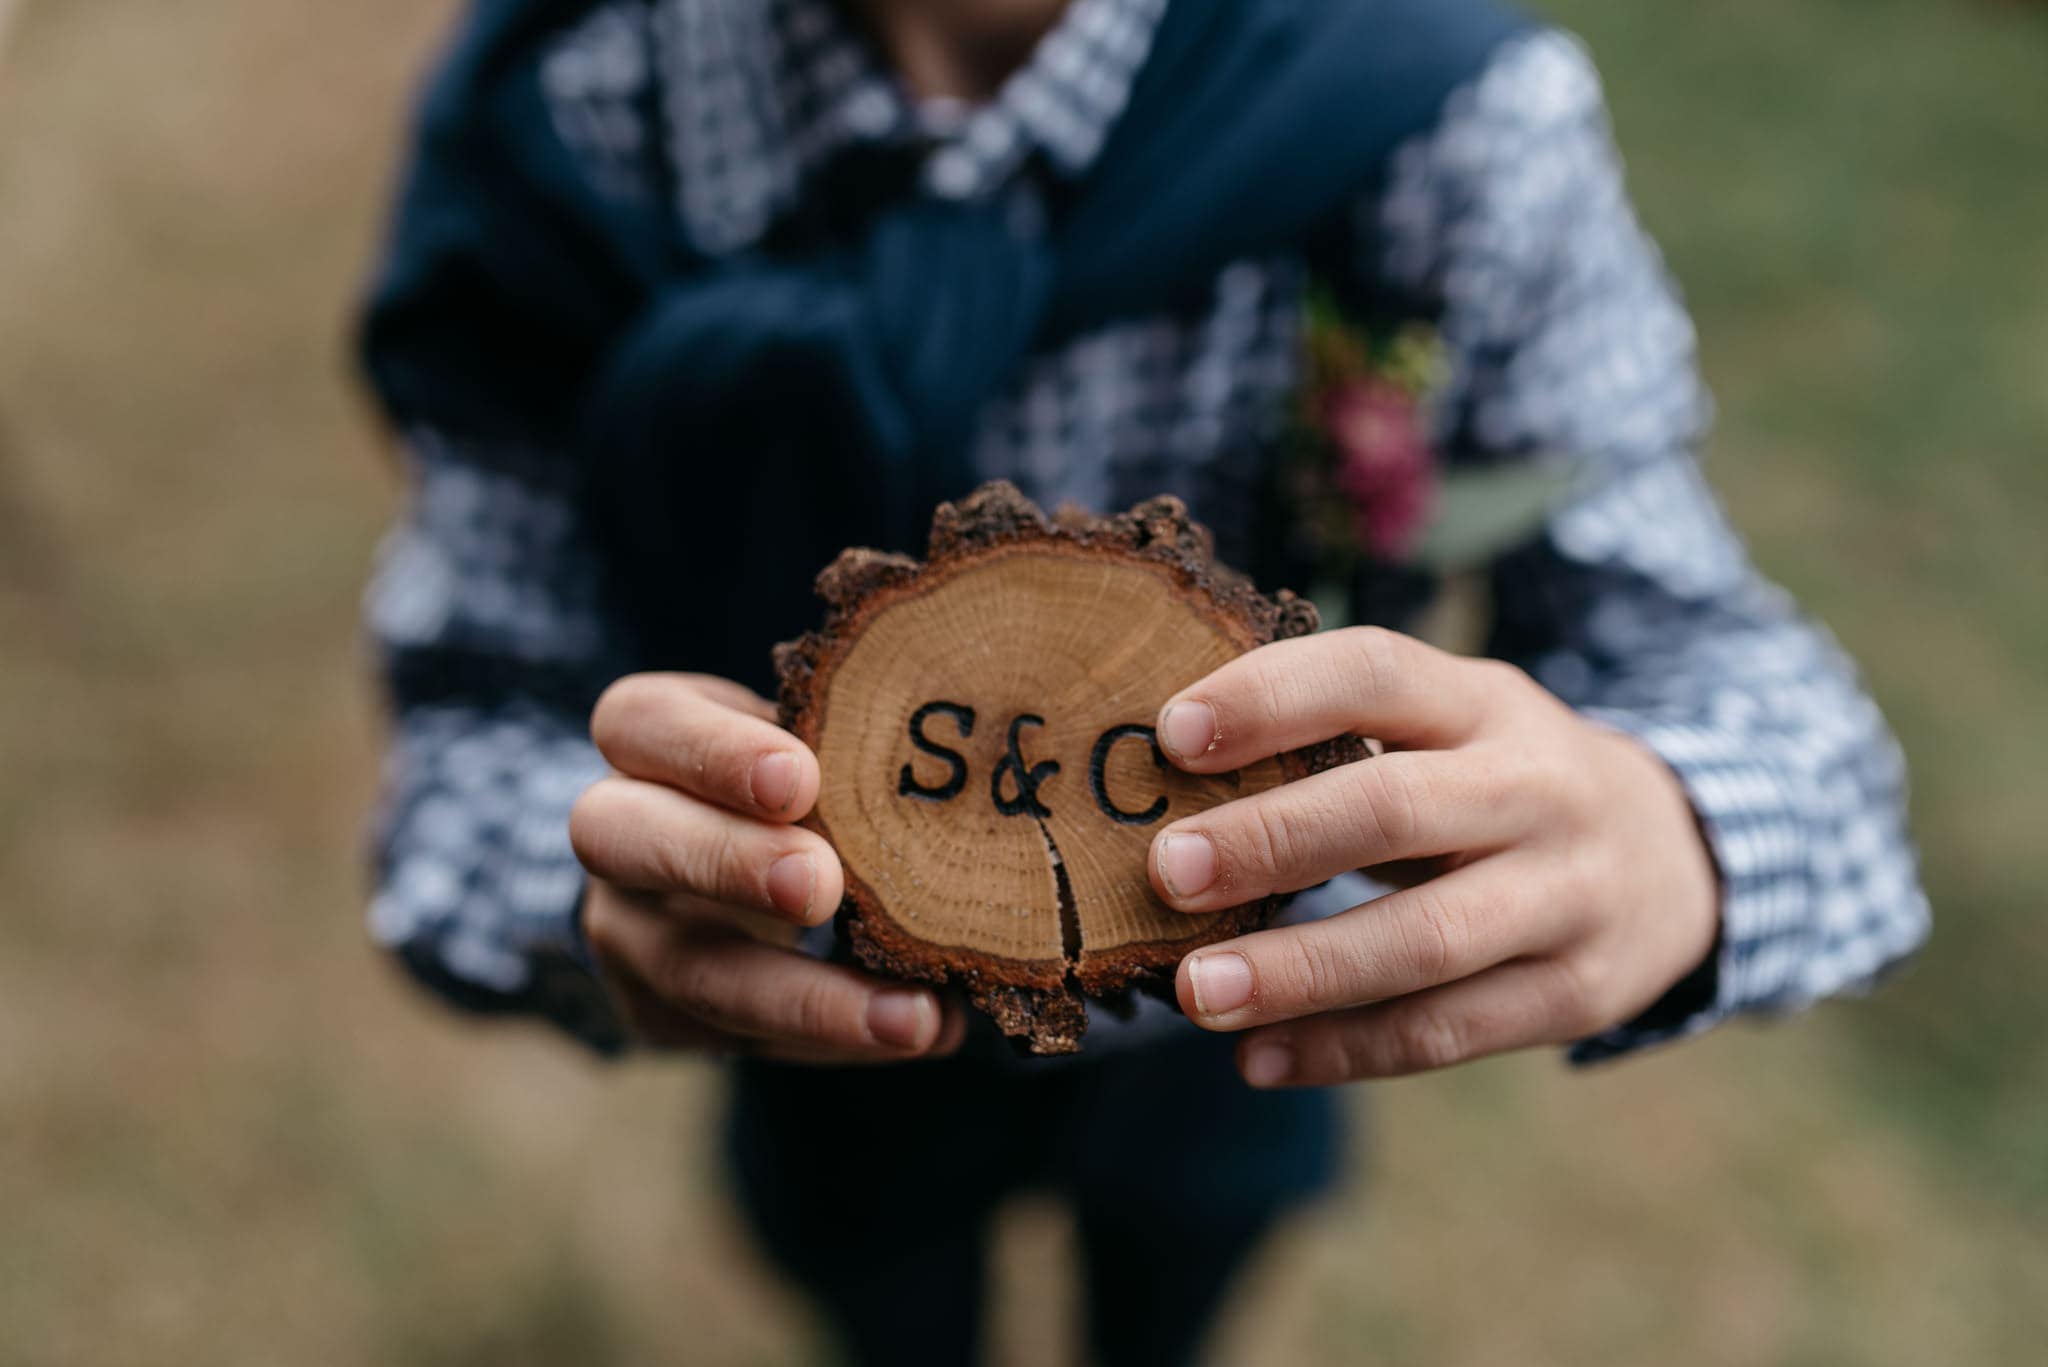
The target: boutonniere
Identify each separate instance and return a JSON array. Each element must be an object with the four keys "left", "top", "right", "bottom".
[{"left": 1290, "top": 289, "right": 1573, "bottom": 588}]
